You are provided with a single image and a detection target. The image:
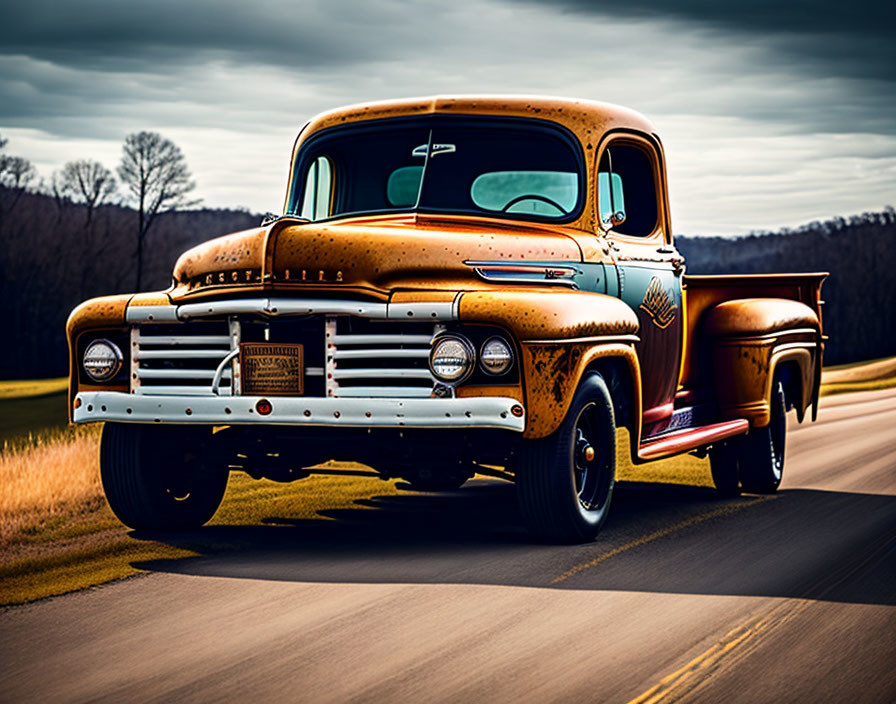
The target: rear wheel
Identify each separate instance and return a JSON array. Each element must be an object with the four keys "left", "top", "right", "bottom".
[
  {"left": 100, "top": 423, "right": 229, "bottom": 530},
  {"left": 516, "top": 372, "right": 616, "bottom": 543},
  {"left": 709, "top": 441, "right": 742, "bottom": 497},
  {"left": 404, "top": 471, "right": 469, "bottom": 492},
  {"left": 739, "top": 378, "right": 787, "bottom": 494}
]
